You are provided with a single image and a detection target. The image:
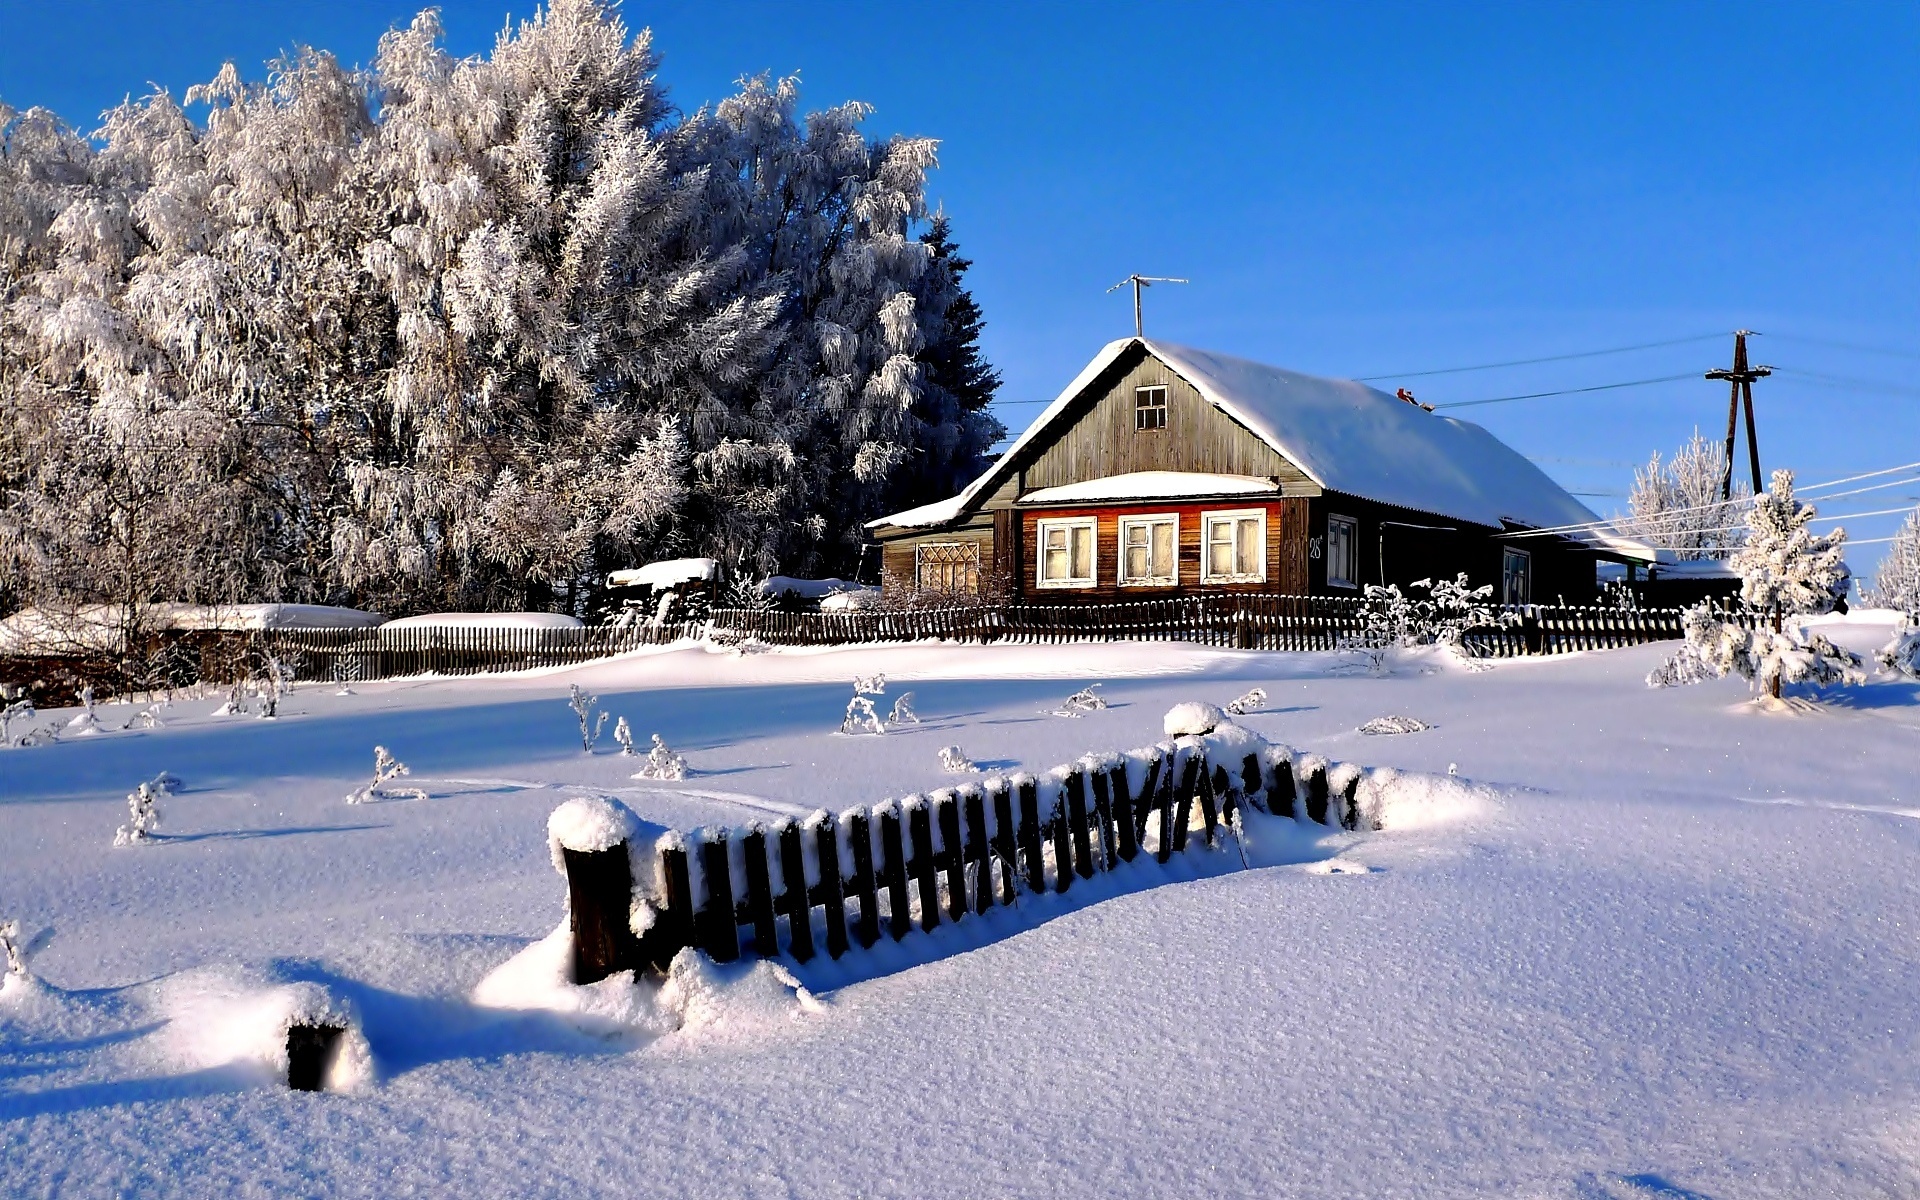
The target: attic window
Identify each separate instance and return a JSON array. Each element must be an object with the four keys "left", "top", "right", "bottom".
[{"left": 1134, "top": 386, "right": 1168, "bottom": 431}]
